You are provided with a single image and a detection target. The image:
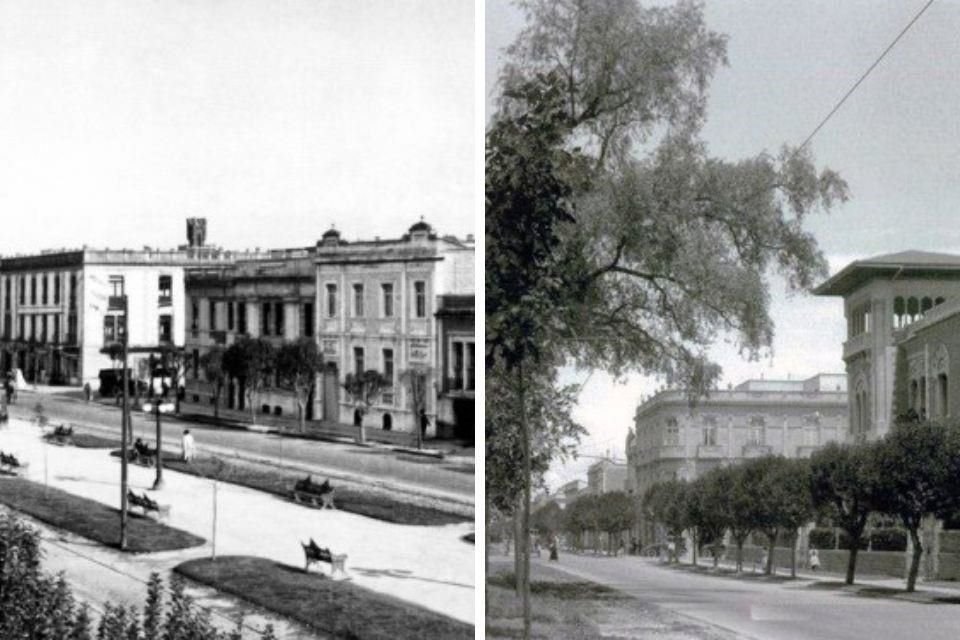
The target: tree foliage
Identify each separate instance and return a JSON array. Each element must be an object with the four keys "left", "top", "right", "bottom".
[
  {"left": 199, "top": 347, "right": 226, "bottom": 420},
  {"left": 222, "top": 336, "right": 276, "bottom": 425},
  {"left": 342, "top": 370, "right": 389, "bottom": 444},
  {"left": 276, "top": 338, "right": 325, "bottom": 433}
]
